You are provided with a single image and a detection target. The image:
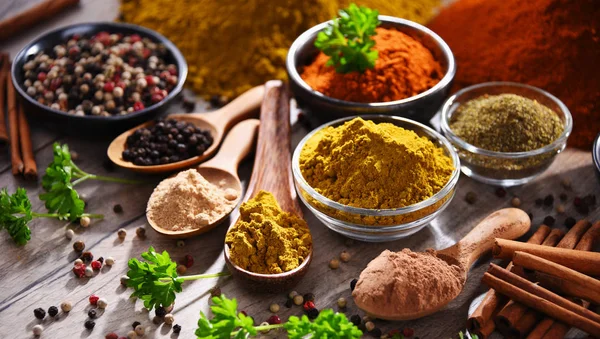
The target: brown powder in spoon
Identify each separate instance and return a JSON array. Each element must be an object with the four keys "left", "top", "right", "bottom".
[{"left": 353, "top": 249, "right": 465, "bottom": 317}]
